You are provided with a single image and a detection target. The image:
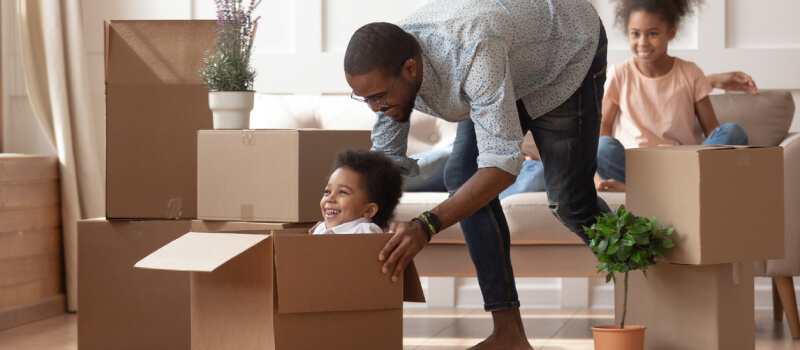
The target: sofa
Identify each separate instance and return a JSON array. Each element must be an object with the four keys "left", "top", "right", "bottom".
[{"left": 252, "top": 90, "right": 798, "bottom": 321}]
